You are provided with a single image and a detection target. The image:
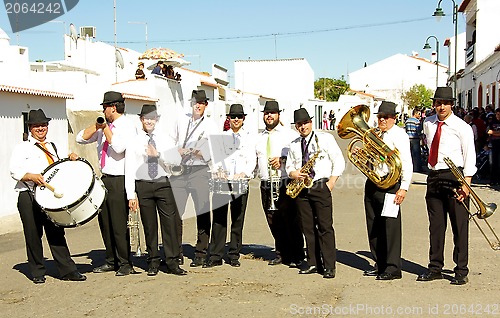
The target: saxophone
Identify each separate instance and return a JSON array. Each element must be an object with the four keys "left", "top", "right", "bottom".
[{"left": 286, "top": 135, "right": 320, "bottom": 199}]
